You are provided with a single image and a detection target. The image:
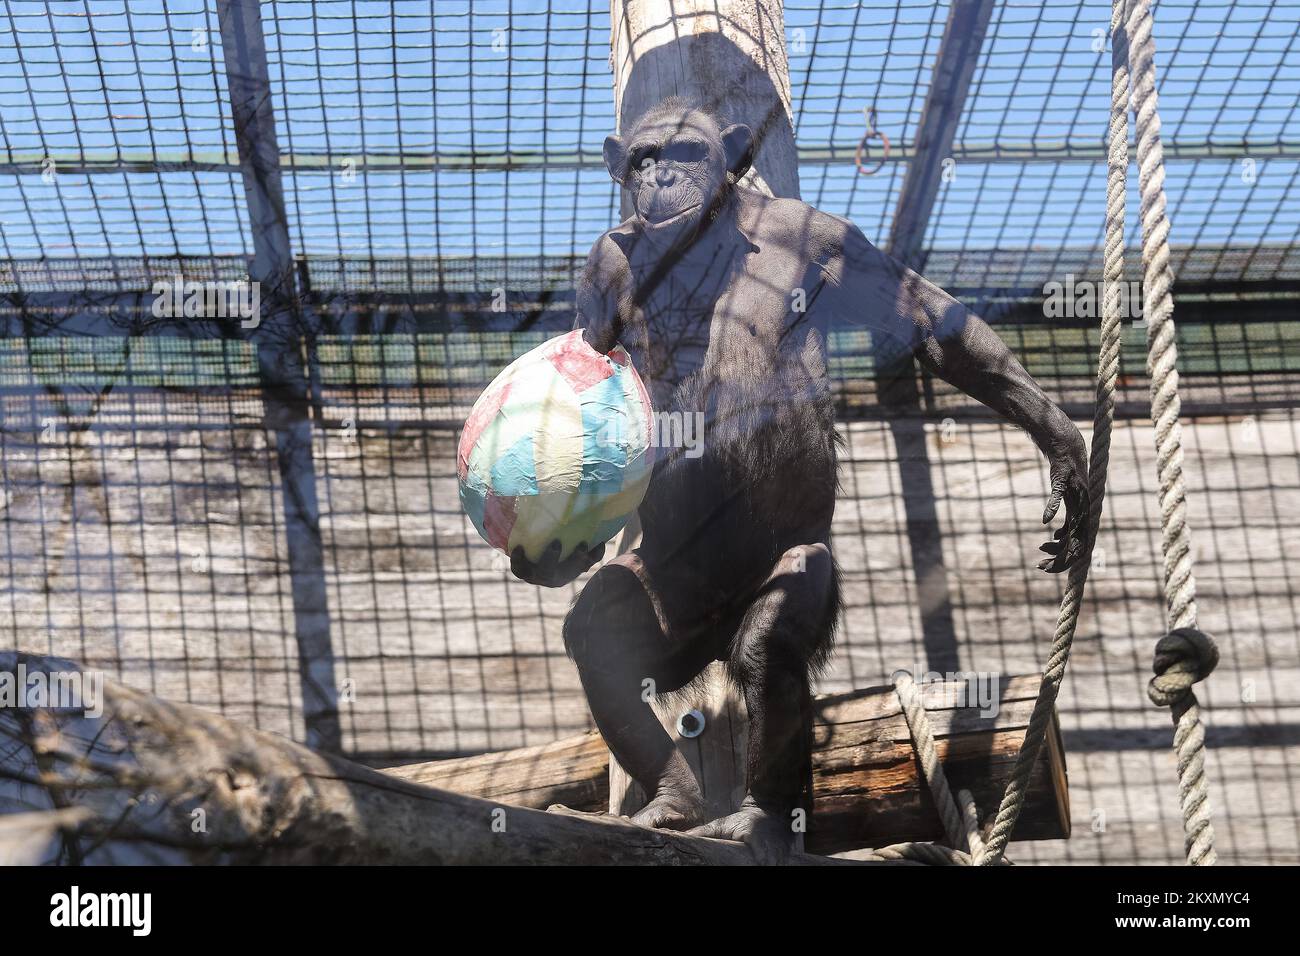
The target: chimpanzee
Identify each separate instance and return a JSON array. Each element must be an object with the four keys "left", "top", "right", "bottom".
[{"left": 511, "top": 97, "right": 1091, "bottom": 862}]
